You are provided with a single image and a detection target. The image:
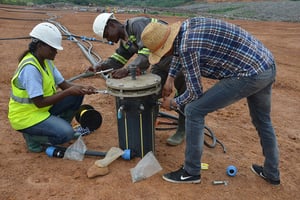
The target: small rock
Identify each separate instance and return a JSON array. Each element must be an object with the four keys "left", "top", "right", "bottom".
[
  {"left": 288, "top": 134, "right": 297, "bottom": 140},
  {"left": 87, "top": 164, "right": 109, "bottom": 178}
]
